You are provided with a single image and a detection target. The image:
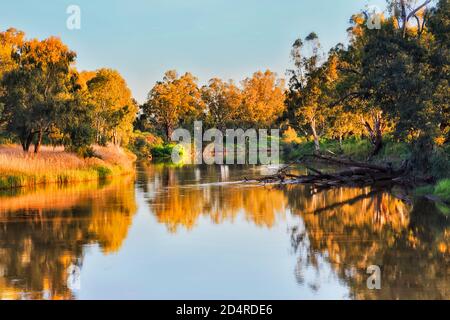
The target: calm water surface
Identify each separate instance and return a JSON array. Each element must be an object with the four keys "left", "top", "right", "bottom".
[{"left": 0, "top": 164, "right": 448, "bottom": 300}]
